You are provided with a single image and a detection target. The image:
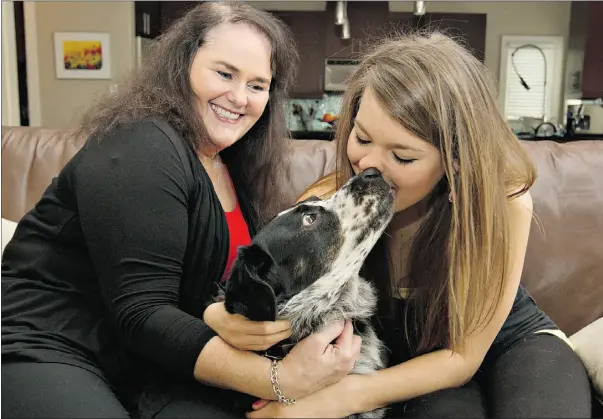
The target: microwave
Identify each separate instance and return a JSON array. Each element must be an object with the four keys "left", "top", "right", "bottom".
[{"left": 324, "top": 59, "right": 360, "bottom": 92}]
